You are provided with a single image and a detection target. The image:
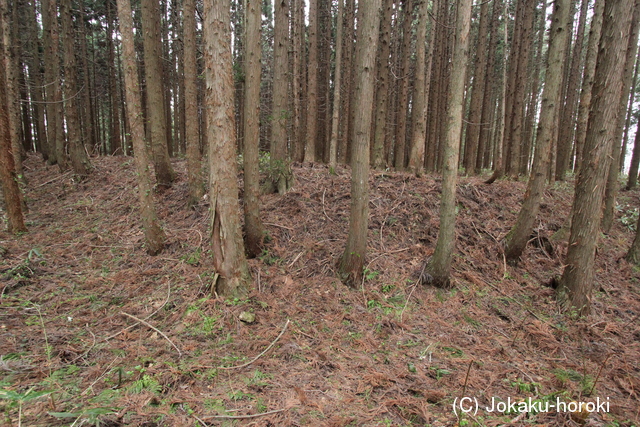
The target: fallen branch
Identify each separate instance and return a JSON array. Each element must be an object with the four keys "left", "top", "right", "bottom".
[
  {"left": 120, "top": 311, "right": 182, "bottom": 357},
  {"left": 218, "top": 319, "right": 290, "bottom": 370},
  {"left": 103, "top": 282, "right": 171, "bottom": 342},
  {"left": 200, "top": 408, "right": 286, "bottom": 420}
]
